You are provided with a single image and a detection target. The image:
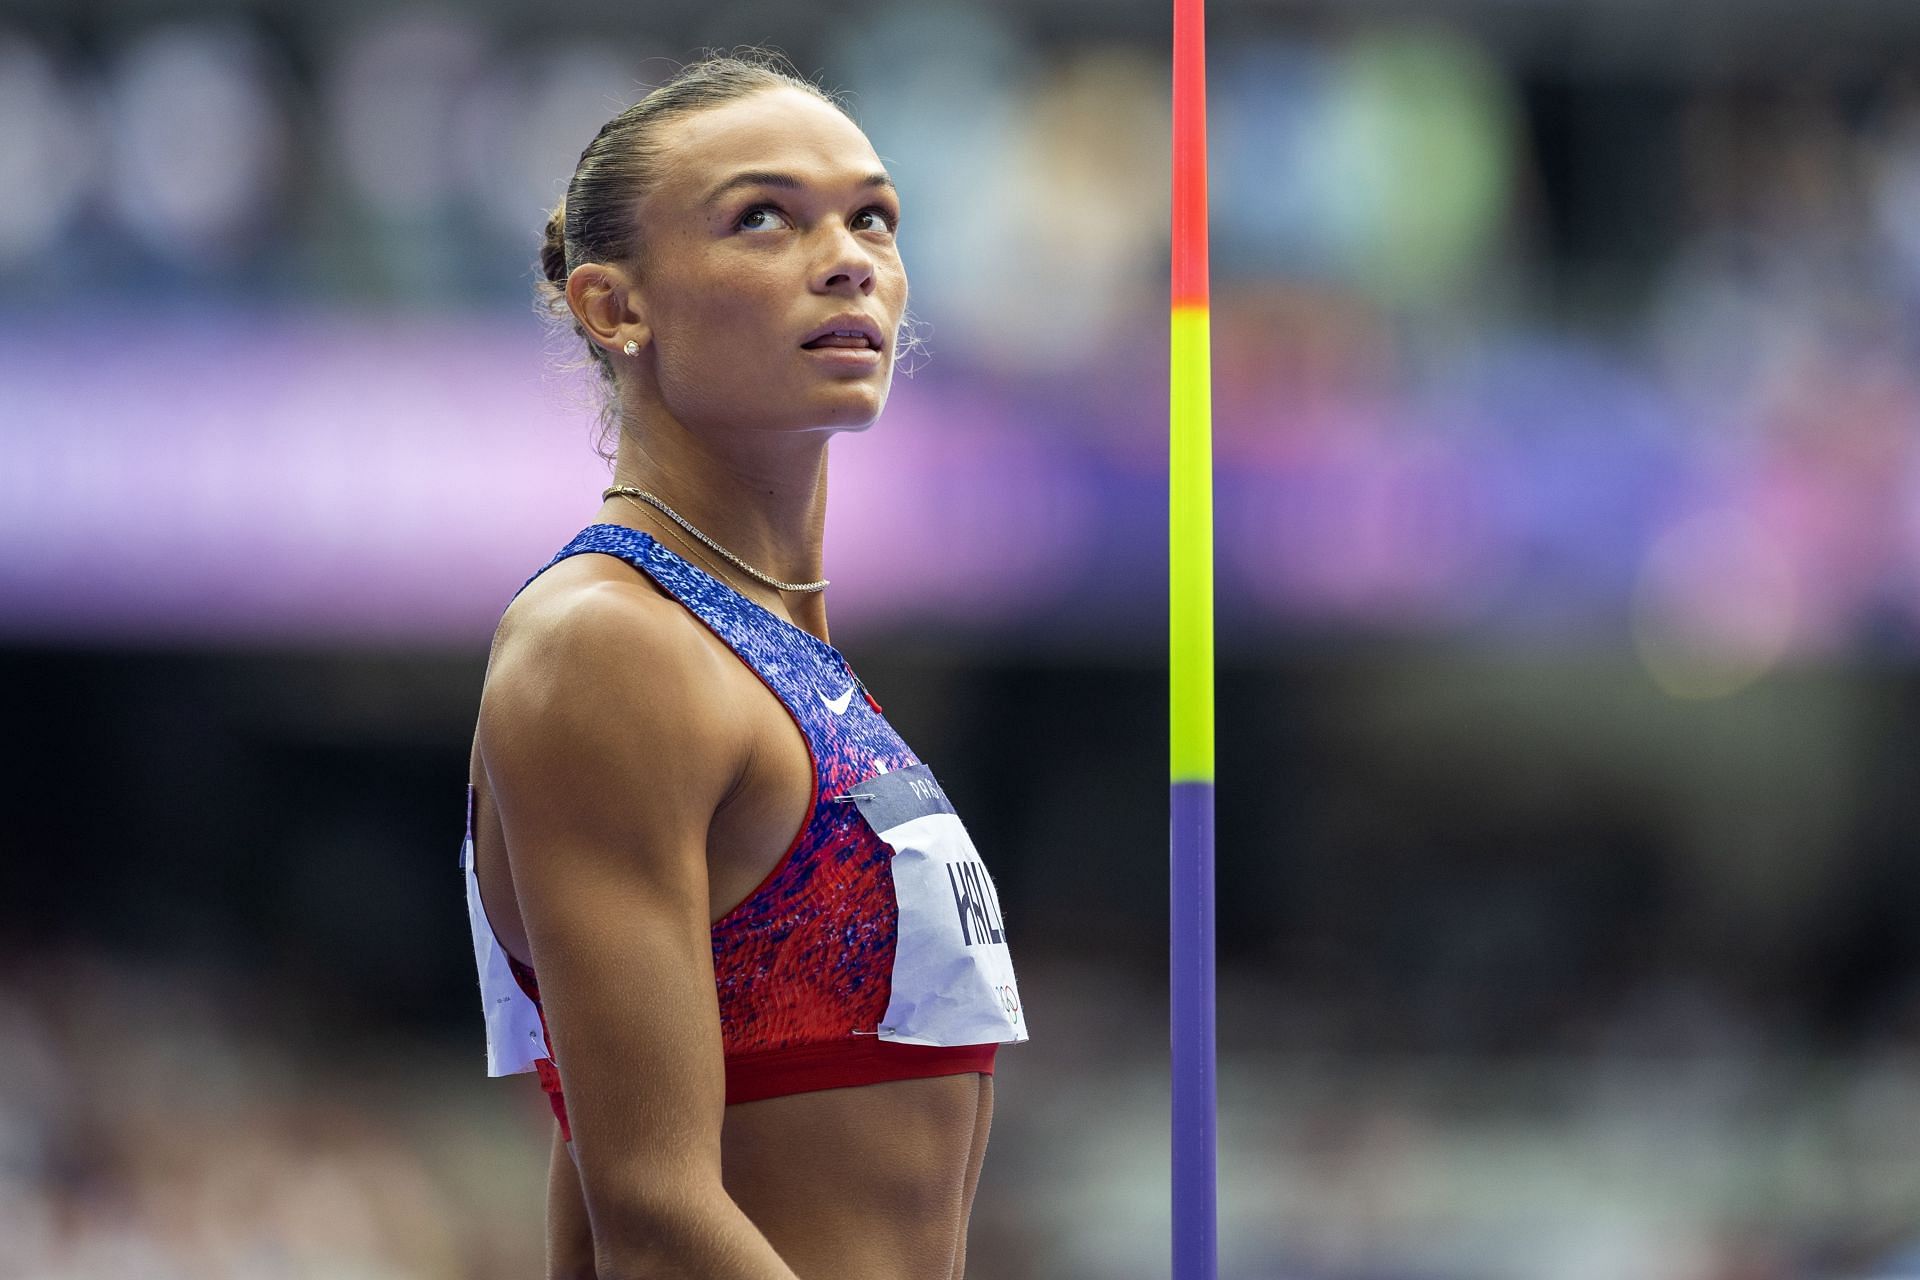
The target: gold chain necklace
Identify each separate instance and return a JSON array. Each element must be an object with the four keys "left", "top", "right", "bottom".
[{"left": 602, "top": 485, "right": 829, "bottom": 593}]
